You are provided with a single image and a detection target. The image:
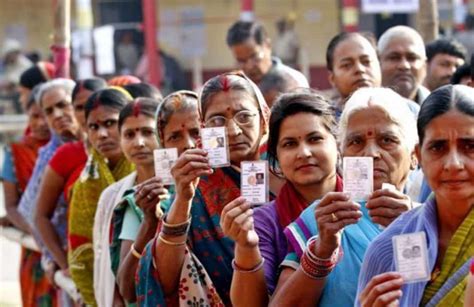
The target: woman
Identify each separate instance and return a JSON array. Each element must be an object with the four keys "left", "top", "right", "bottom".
[
  {"left": 358, "top": 85, "right": 474, "bottom": 307},
  {"left": 67, "top": 88, "right": 135, "bottom": 306},
  {"left": 109, "top": 91, "right": 201, "bottom": 305},
  {"left": 34, "top": 78, "right": 107, "bottom": 279},
  {"left": 270, "top": 87, "right": 417, "bottom": 306},
  {"left": 136, "top": 71, "right": 270, "bottom": 306},
  {"left": 220, "top": 90, "right": 341, "bottom": 306},
  {"left": 0, "top": 85, "right": 55, "bottom": 306}
]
